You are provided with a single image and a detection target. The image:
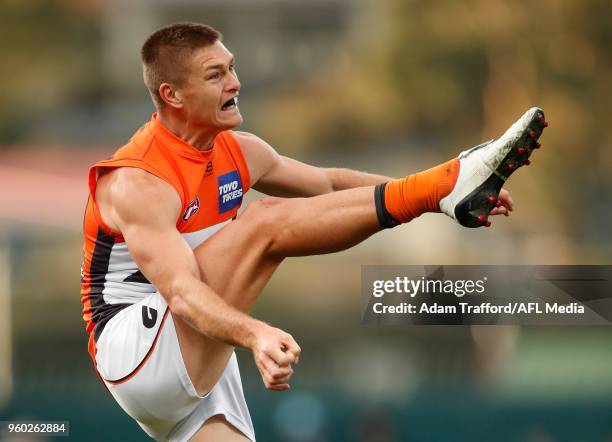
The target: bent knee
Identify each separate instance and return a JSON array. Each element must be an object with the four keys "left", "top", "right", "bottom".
[
  {"left": 244, "top": 197, "right": 284, "bottom": 211},
  {"left": 239, "top": 197, "right": 285, "bottom": 222},
  {"left": 237, "top": 198, "right": 289, "bottom": 259}
]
